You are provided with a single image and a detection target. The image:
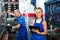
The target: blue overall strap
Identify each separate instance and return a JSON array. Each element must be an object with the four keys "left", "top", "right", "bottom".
[
  {"left": 40, "top": 19, "right": 43, "bottom": 24},
  {"left": 33, "top": 19, "right": 36, "bottom": 26},
  {"left": 35, "top": 19, "right": 36, "bottom": 23}
]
